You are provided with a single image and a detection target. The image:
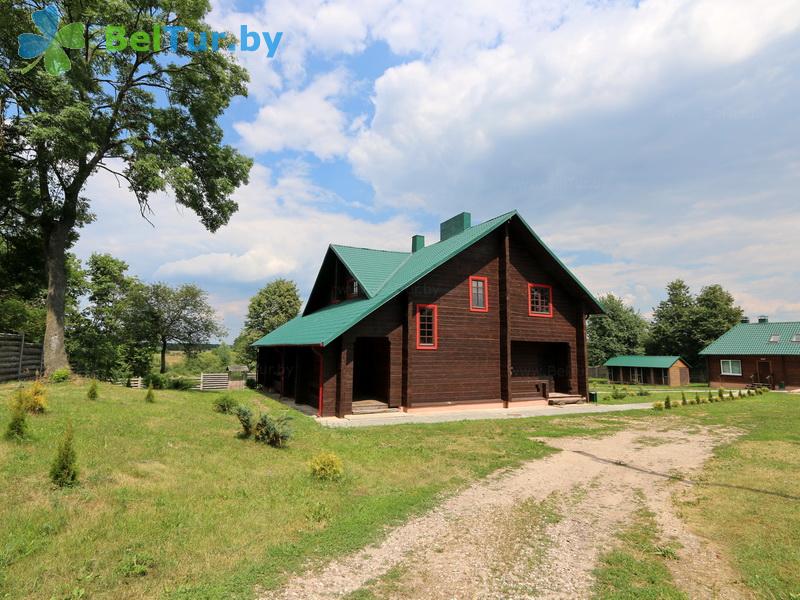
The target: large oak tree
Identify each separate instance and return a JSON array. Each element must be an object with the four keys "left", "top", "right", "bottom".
[{"left": 0, "top": 0, "right": 252, "bottom": 373}]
